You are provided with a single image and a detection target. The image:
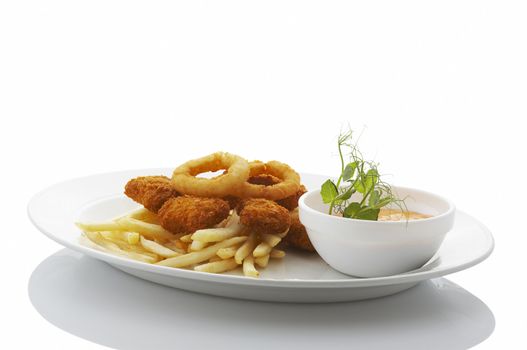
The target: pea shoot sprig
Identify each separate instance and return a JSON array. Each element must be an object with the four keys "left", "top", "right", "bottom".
[{"left": 320, "top": 129, "right": 405, "bottom": 221}]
